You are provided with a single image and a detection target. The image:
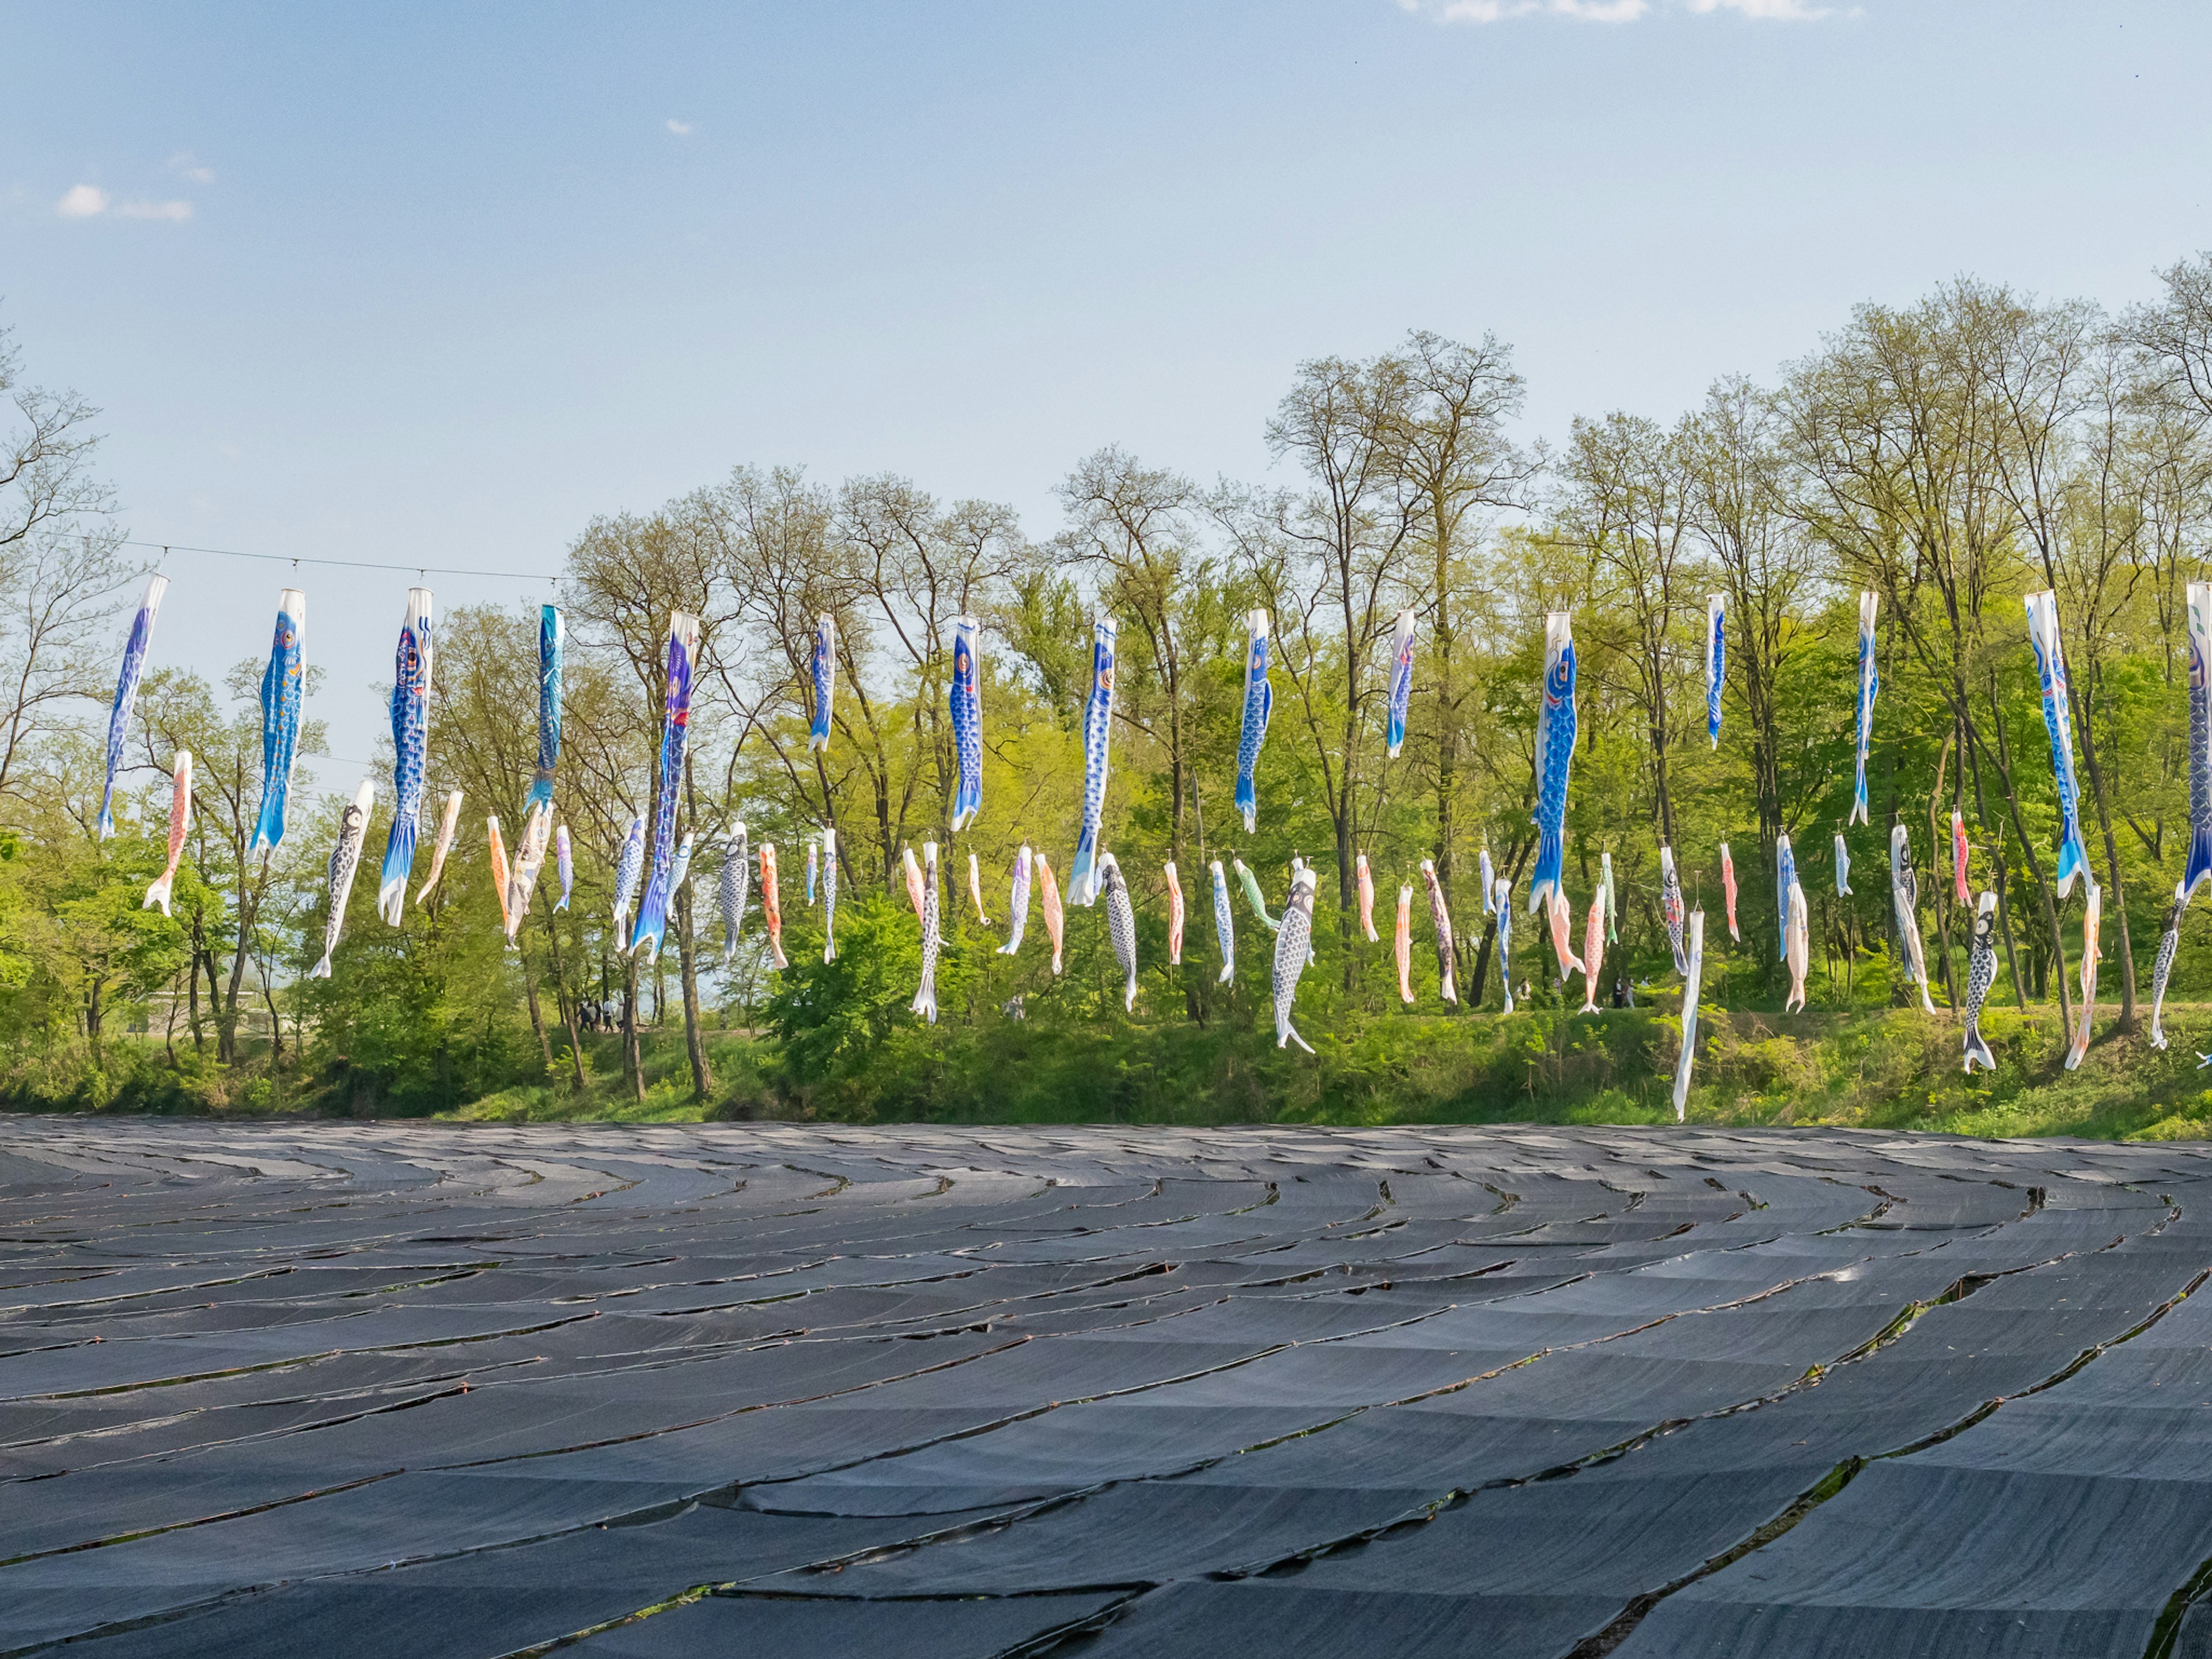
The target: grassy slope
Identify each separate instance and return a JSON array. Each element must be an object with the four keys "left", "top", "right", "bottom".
[{"left": 422, "top": 1002, "right": 2212, "bottom": 1143}]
